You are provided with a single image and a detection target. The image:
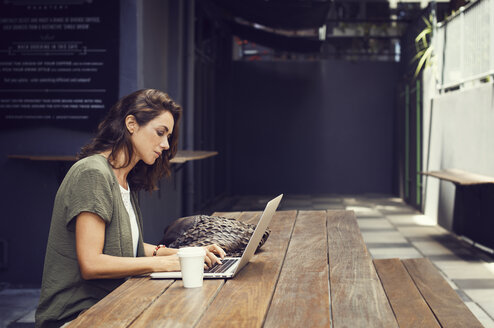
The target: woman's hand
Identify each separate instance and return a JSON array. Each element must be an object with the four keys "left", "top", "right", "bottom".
[
  {"left": 203, "top": 244, "right": 226, "bottom": 268},
  {"left": 154, "top": 254, "right": 181, "bottom": 272}
]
